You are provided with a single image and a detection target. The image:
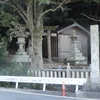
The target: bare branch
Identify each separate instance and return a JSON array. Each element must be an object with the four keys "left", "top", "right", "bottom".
[
  {"left": 0, "top": 1, "right": 15, "bottom": 8},
  {"left": 49, "top": 0, "right": 84, "bottom": 5},
  {"left": 94, "top": 0, "right": 100, "bottom": 3},
  {"left": 1, "top": 0, "right": 8, "bottom": 3},
  {"left": 39, "top": 0, "right": 71, "bottom": 20},
  {"left": 81, "top": 13, "right": 100, "bottom": 22},
  {"left": 34, "top": 0, "right": 37, "bottom": 24},
  {"left": 12, "top": 0, "right": 27, "bottom": 17}
]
